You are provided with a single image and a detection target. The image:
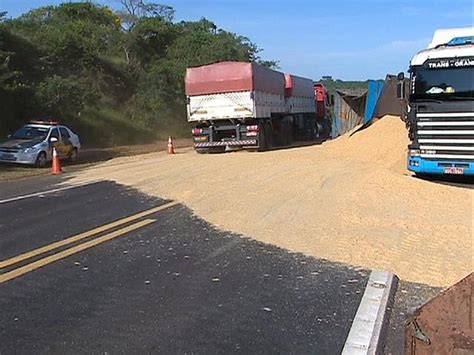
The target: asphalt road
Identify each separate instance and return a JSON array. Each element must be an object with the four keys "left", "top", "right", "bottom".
[{"left": 0, "top": 179, "right": 370, "bottom": 354}]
